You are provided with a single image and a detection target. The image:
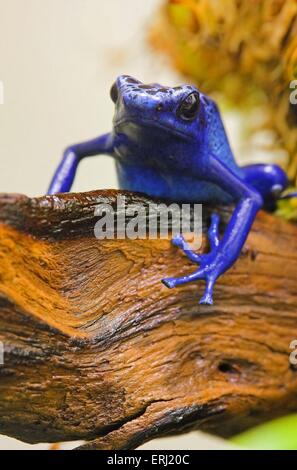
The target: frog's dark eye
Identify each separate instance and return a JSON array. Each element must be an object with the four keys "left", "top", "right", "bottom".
[
  {"left": 177, "top": 92, "right": 200, "bottom": 121},
  {"left": 110, "top": 82, "right": 119, "bottom": 103}
]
